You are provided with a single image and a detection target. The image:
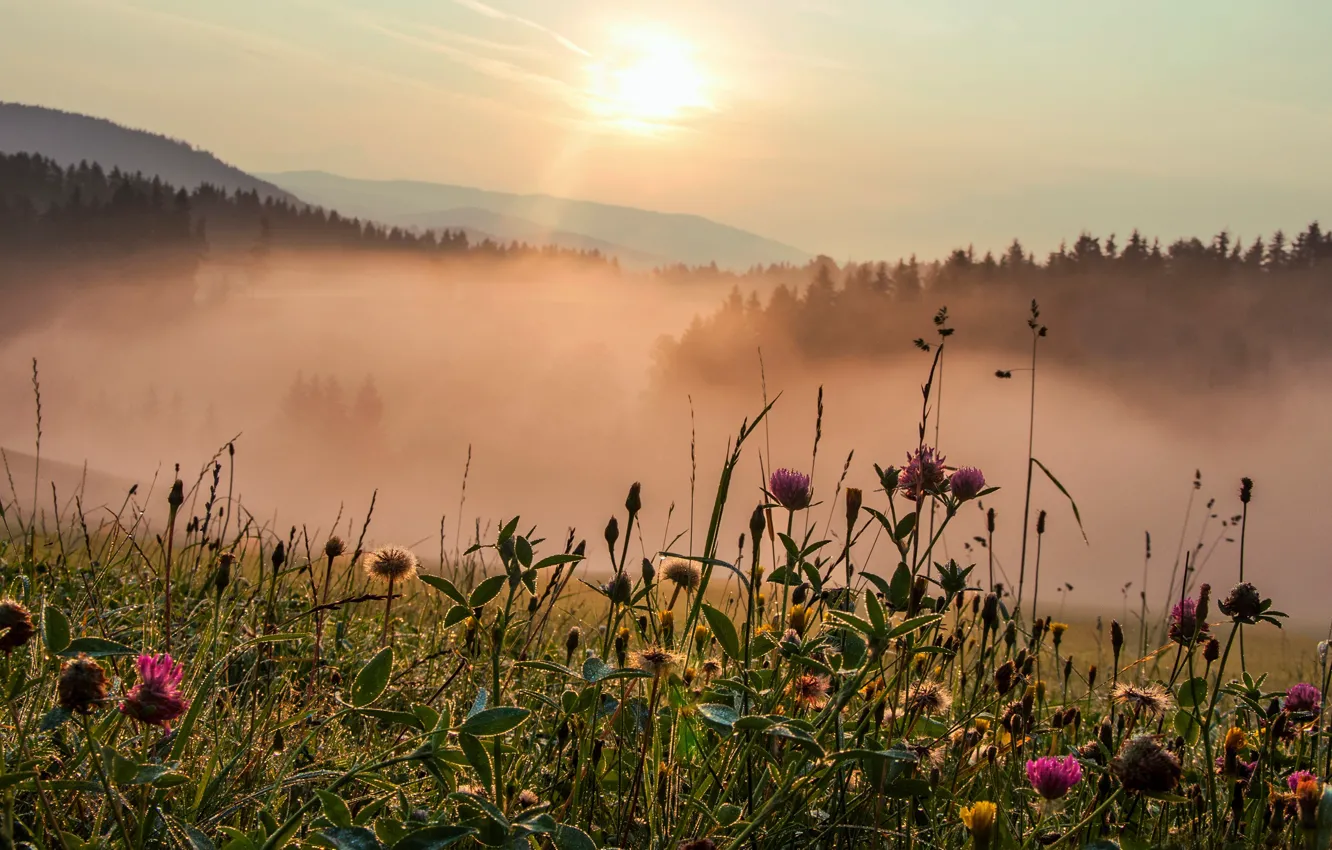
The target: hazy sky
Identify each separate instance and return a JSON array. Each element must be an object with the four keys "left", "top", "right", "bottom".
[{"left": 3, "top": 0, "right": 1331, "bottom": 259}]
